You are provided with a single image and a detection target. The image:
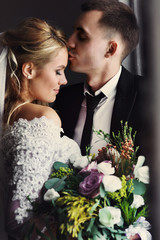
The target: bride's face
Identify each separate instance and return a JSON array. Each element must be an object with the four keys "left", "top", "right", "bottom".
[{"left": 29, "top": 47, "right": 68, "bottom": 103}]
